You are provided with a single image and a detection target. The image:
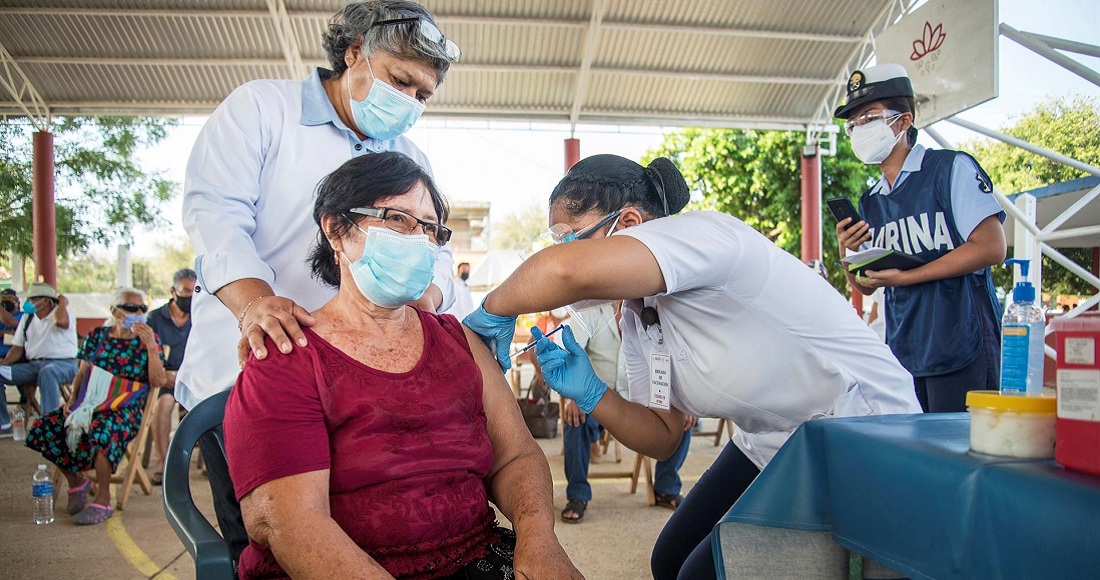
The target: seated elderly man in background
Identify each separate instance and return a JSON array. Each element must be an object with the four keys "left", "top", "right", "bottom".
[
  {"left": 224, "top": 152, "right": 582, "bottom": 580},
  {"left": 0, "top": 282, "right": 79, "bottom": 415}
]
